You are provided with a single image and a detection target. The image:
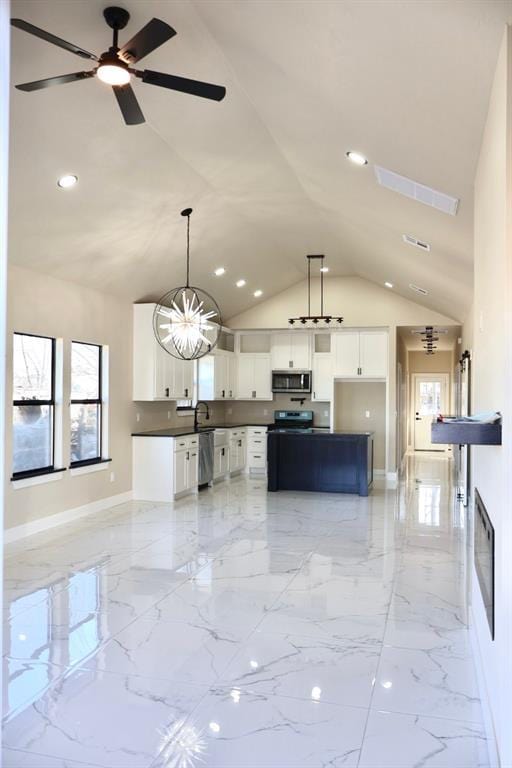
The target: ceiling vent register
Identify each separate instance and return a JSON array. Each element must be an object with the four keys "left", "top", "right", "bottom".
[
  {"left": 409, "top": 283, "right": 428, "bottom": 296},
  {"left": 375, "top": 166, "right": 459, "bottom": 216},
  {"left": 403, "top": 234, "right": 431, "bottom": 252}
]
